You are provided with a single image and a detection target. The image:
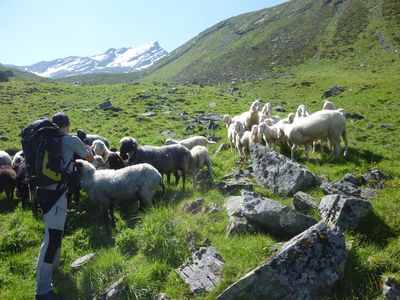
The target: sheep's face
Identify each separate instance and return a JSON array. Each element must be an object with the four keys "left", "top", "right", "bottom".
[
  {"left": 119, "top": 137, "right": 138, "bottom": 160},
  {"left": 75, "top": 159, "right": 95, "bottom": 178},
  {"left": 165, "top": 139, "right": 176, "bottom": 146}
]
